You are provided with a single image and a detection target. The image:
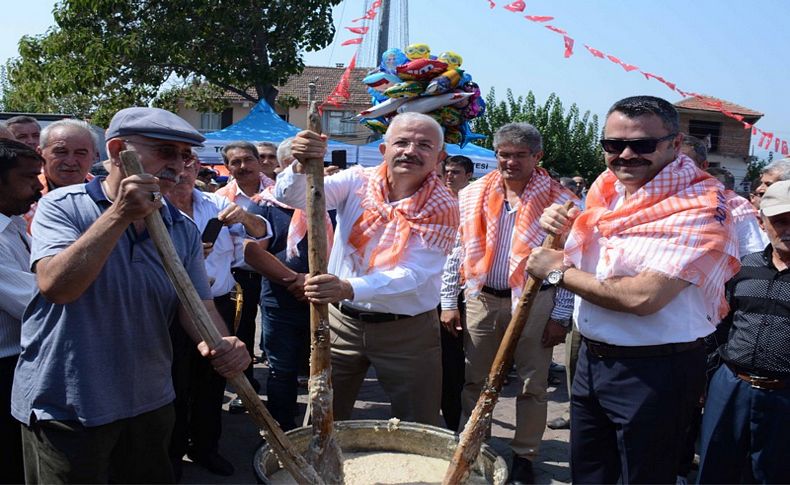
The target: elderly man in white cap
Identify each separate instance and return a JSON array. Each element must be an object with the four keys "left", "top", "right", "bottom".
[
  {"left": 697, "top": 180, "right": 790, "bottom": 484},
  {"left": 12, "top": 107, "right": 250, "bottom": 483}
]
